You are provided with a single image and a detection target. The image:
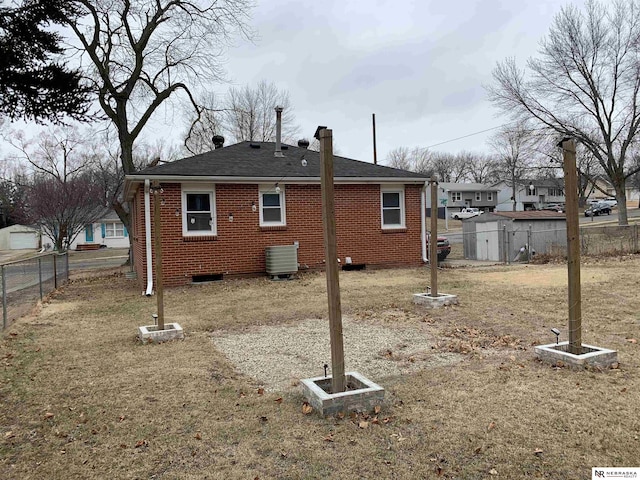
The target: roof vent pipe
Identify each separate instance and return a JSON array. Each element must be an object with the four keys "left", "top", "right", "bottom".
[
  {"left": 212, "top": 135, "right": 224, "bottom": 149},
  {"left": 274, "top": 106, "right": 284, "bottom": 157},
  {"left": 297, "top": 138, "right": 310, "bottom": 149}
]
